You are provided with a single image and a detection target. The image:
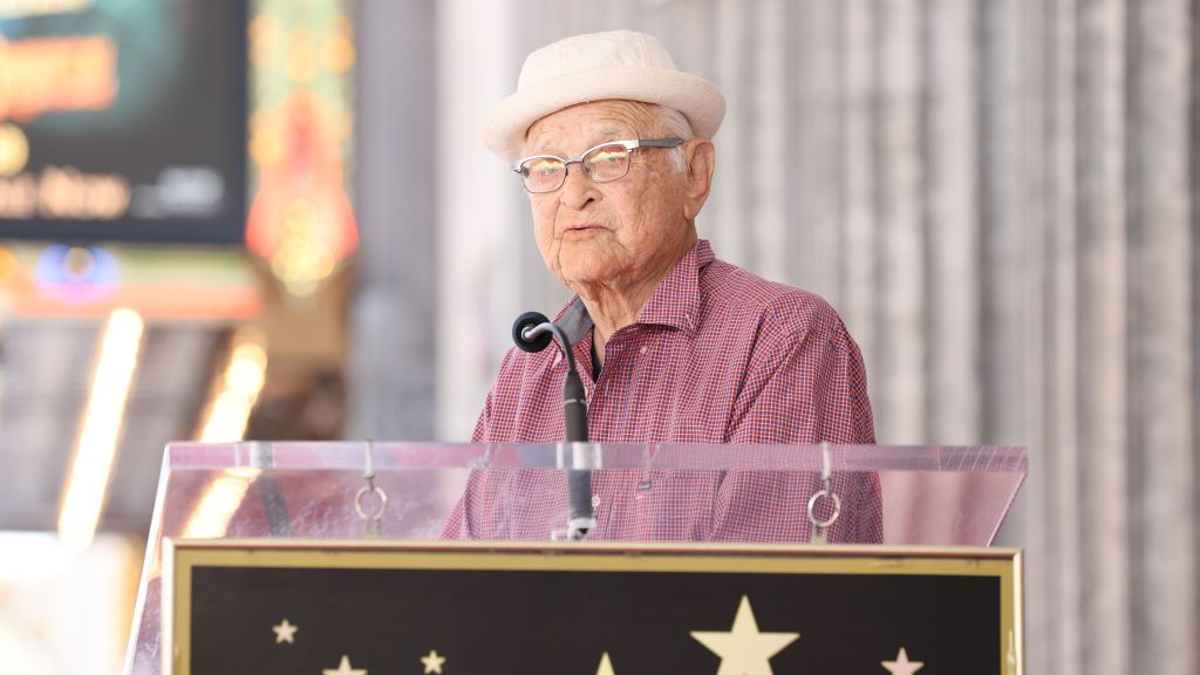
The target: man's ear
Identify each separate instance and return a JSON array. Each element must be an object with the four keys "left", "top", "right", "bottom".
[{"left": 682, "top": 139, "right": 716, "bottom": 221}]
